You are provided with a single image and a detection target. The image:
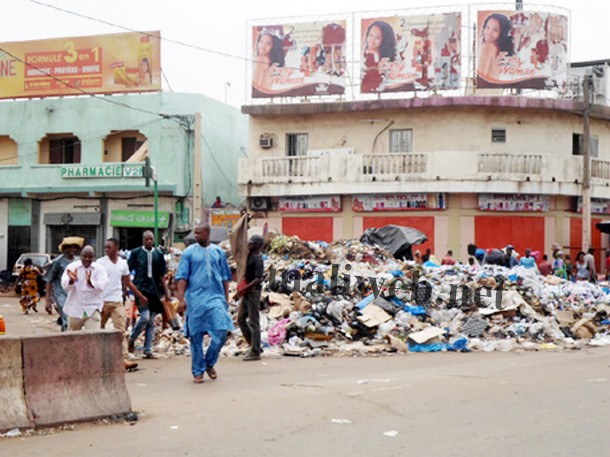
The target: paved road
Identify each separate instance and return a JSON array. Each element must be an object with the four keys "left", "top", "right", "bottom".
[{"left": 2, "top": 295, "right": 610, "bottom": 456}]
